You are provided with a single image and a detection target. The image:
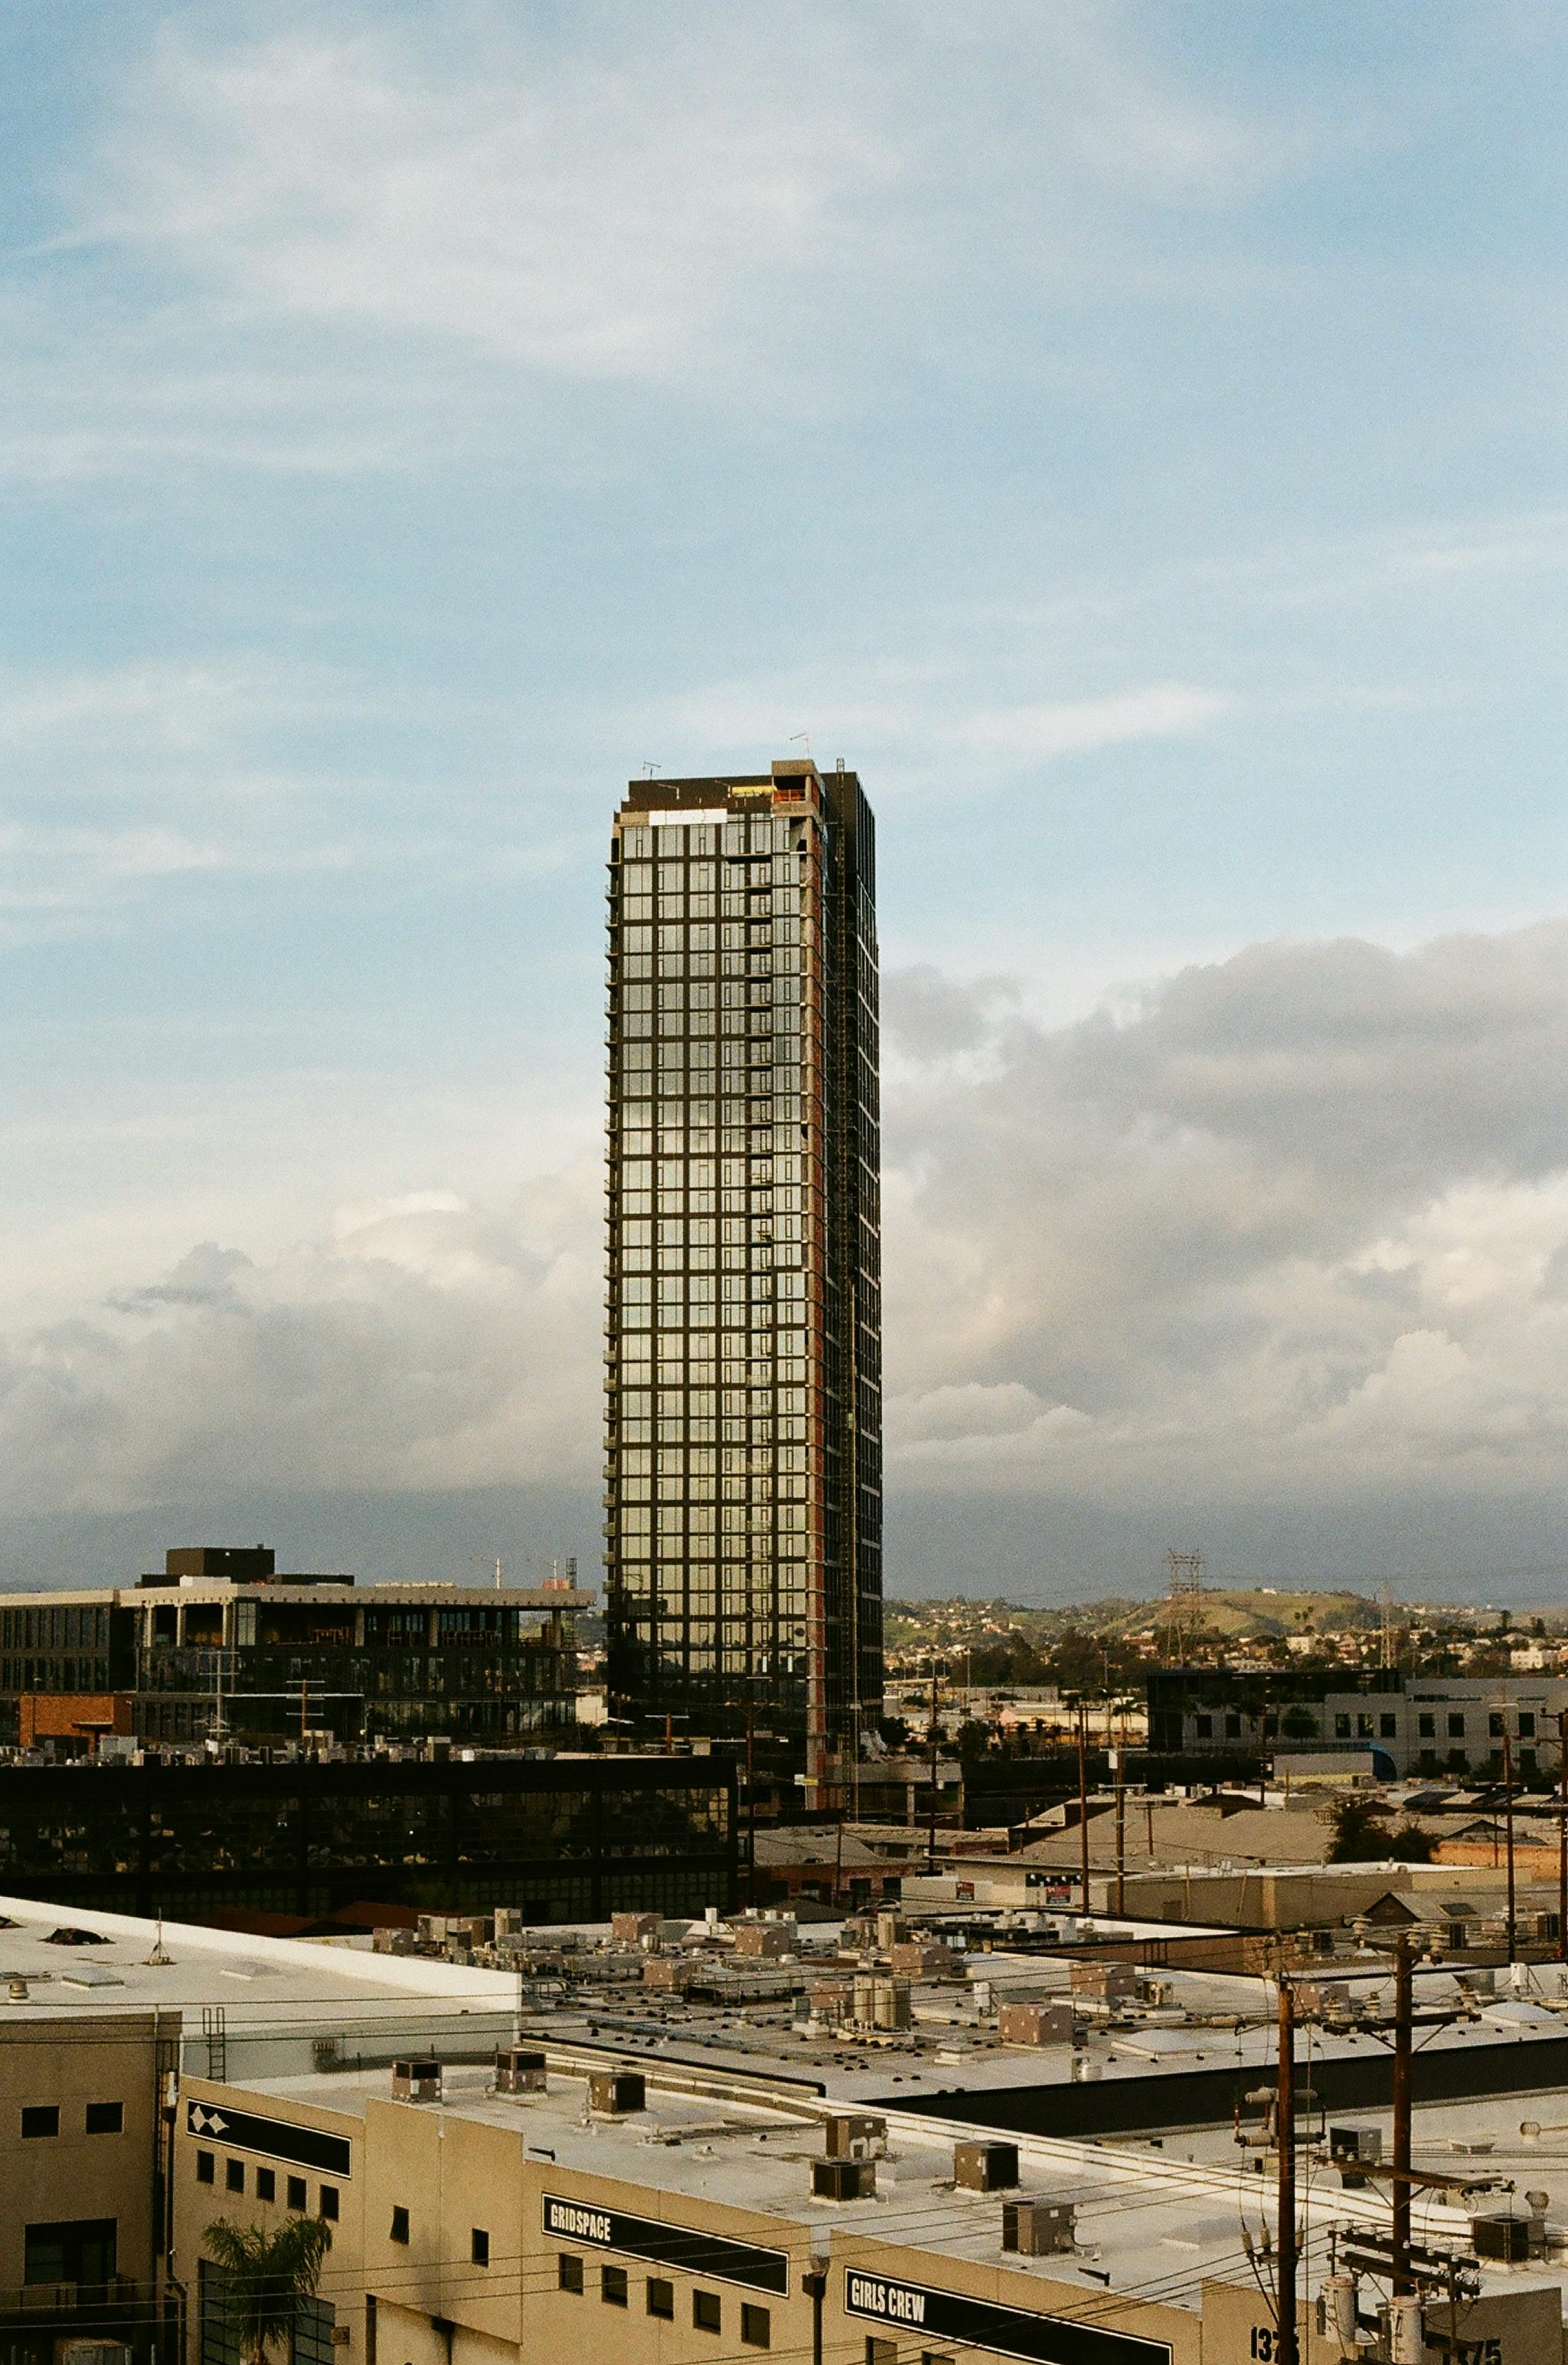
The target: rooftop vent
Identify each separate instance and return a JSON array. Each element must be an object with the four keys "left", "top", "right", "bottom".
[
  {"left": 392, "top": 2058, "right": 442, "bottom": 2102},
  {"left": 812, "top": 2157, "right": 876, "bottom": 2201}
]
